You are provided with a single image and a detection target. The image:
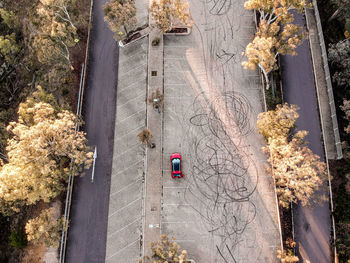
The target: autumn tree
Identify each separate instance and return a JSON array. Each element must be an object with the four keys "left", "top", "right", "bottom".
[
  {"left": 25, "top": 207, "right": 64, "bottom": 247},
  {"left": 150, "top": 0, "right": 193, "bottom": 32},
  {"left": 242, "top": 0, "right": 309, "bottom": 88},
  {"left": 242, "top": 19, "right": 305, "bottom": 88},
  {"left": 277, "top": 238, "right": 300, "bottom": 263},
  {"left": 257, "top": 103, "right": 326, "bottom": 208},
  {"left": 138, "top": 129, "right": 155, "bottom": 148},
  {"left": 0, "top": 87, "right": 92, "bottom": 214},
  {"left": 265, "top": 132, "right": 326, "bottom": 207},
  {"left": 103, "top": 0, "right": 137, "bottom": 40},
  {"left": 257, "top": 103, "right": 299, "bottom": 140},
  {"left": 31, "top": 0, "right": 80, "bottom": 67},
  {"left": 140, "top": 235, "right": 188, "bottom": 263}
]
